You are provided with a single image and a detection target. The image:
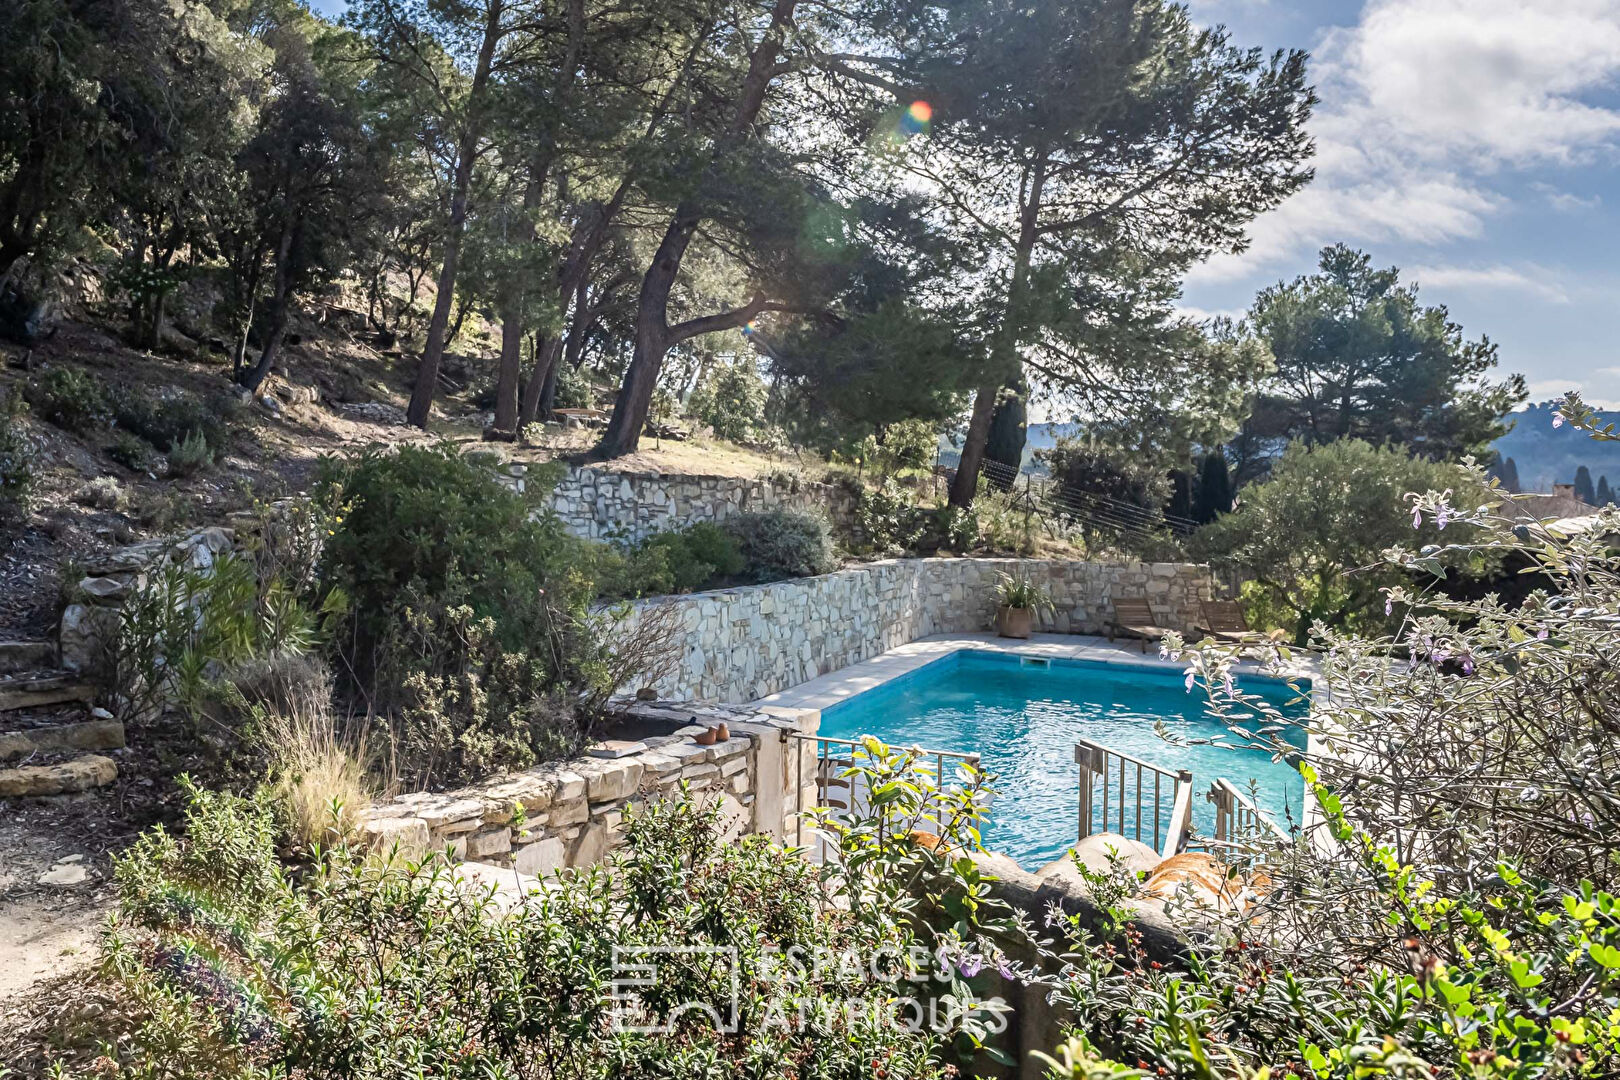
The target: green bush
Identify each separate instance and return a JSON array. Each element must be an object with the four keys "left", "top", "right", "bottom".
[
  {"left": 853, "top": 476, "right": 930, "bottom": 554},
  {"left": 598, "top": 521, "right": 746, "bottom": 598},
  {"left": 106, "top": 430, "right": 154, "bottom": 471},
  {"left": 24, "top": 366, "right": 110, "bottom": 433},
  {"left": 112, "top": 384, "right": 232, "bottom": 453},
  {"left": 313, "top": 444, "right": 604, "bottom": 786},
  {"left": 102, "top": 782, "right": 970, "bottom": 1080},
  {"left": 0, "top": 392, "right": 34, "bottom": 530},
  {"left": 165, "top": 427, "right": 214, "bottom": 476},
  {"left": 689, "top": 360, "right": 767, "bottom": 443},
  {"left": 724, "top": 508, "right": 838, "bottom": 581}
]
